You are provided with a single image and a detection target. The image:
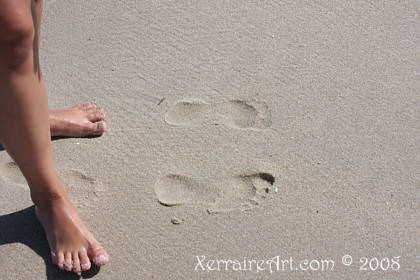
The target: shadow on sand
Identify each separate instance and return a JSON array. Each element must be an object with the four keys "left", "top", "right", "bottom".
[
  {"left": 0, "top": 206, "right": 100, "bottom": 279},
  {"left": 0, "top": 134, "right": 101, "bottom": 152}
]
